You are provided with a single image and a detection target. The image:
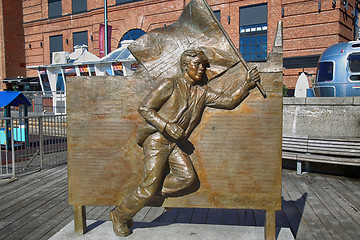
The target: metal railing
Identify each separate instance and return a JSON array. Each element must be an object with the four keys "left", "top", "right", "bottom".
[
  {"left": 20, "top": 91, "right": 66, "bottom": 114},
  {"left": 0, "top": 114, "right": 67, "bottom": 179}
]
